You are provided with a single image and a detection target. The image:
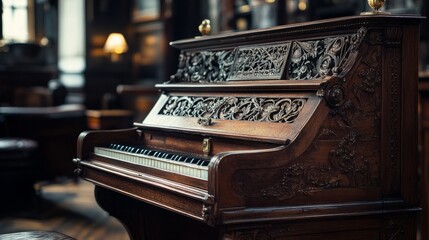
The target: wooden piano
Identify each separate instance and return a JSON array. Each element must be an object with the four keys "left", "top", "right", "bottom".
[{"left": 74, "top": 15, "right": 422, "bottom": 239}]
